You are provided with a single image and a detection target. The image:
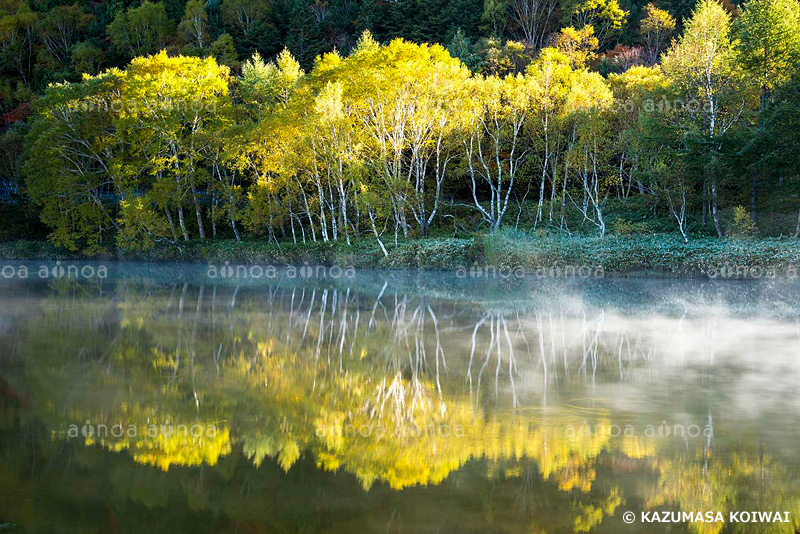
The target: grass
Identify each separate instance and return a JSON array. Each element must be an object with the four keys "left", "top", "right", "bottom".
[
  {"left": 2, "top": 230, "right": 800, "bottom": 278},
  {"left": 483, "top": 230, "right": 800, "bottom": 277}
]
